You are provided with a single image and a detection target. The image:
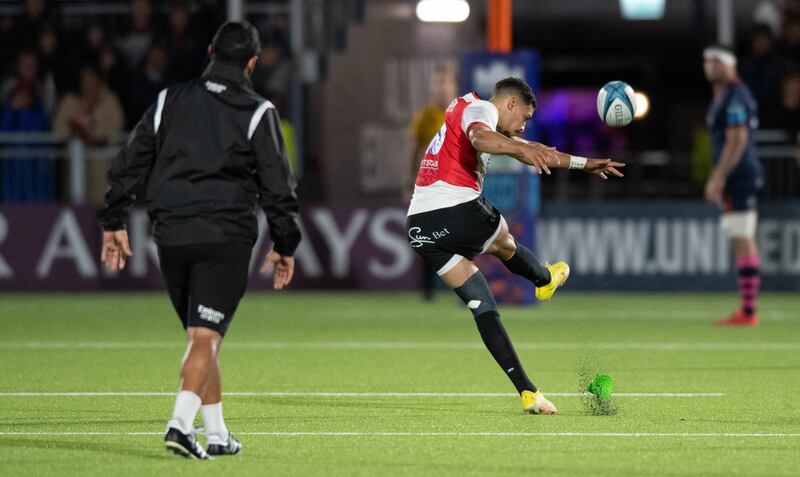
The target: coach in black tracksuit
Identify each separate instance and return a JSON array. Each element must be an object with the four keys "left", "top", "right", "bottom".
[{"left": 97, "top": 22, "right": 300, "bottom": 459}]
